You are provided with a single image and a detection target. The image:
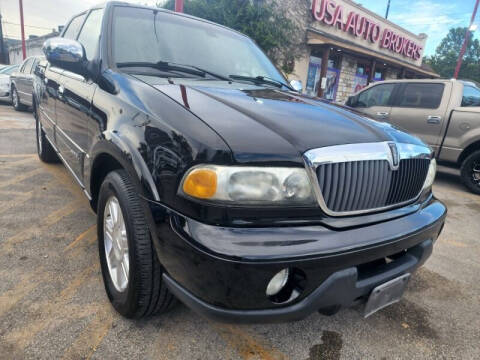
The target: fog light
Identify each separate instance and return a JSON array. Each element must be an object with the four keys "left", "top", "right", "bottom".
[{"left": 266, "top": 268, "right": 290, "bottom": 296}]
